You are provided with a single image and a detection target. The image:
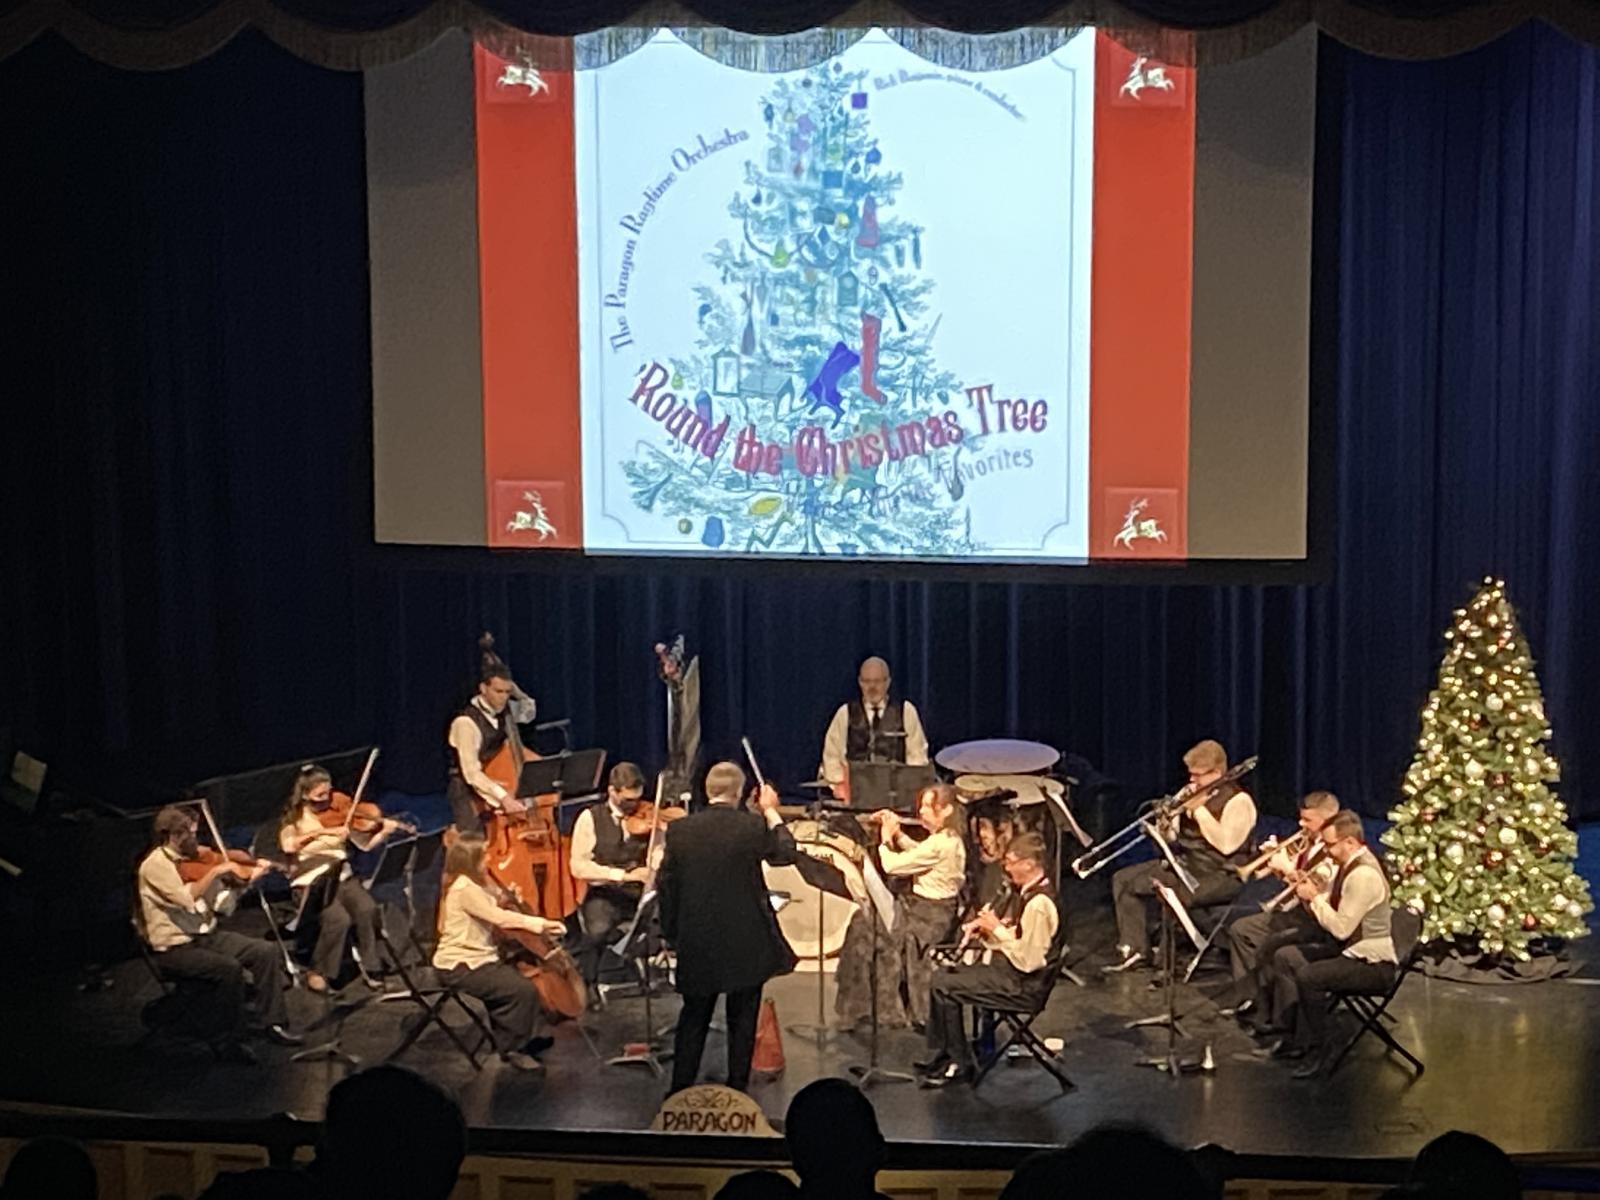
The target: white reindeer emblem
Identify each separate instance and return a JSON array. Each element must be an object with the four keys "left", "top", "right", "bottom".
[
  {"left": 1113, "top": 498, "right": 1169, "bottom": 548},
  {"left": 496, "top": 62, "right": 550, "bottom": 98},
  {"left": 1119, "top": 56, "right": 1176, "bottom": 100},
  {"left": 506, "top": 491, "right": 557, "bottom": 540}
]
